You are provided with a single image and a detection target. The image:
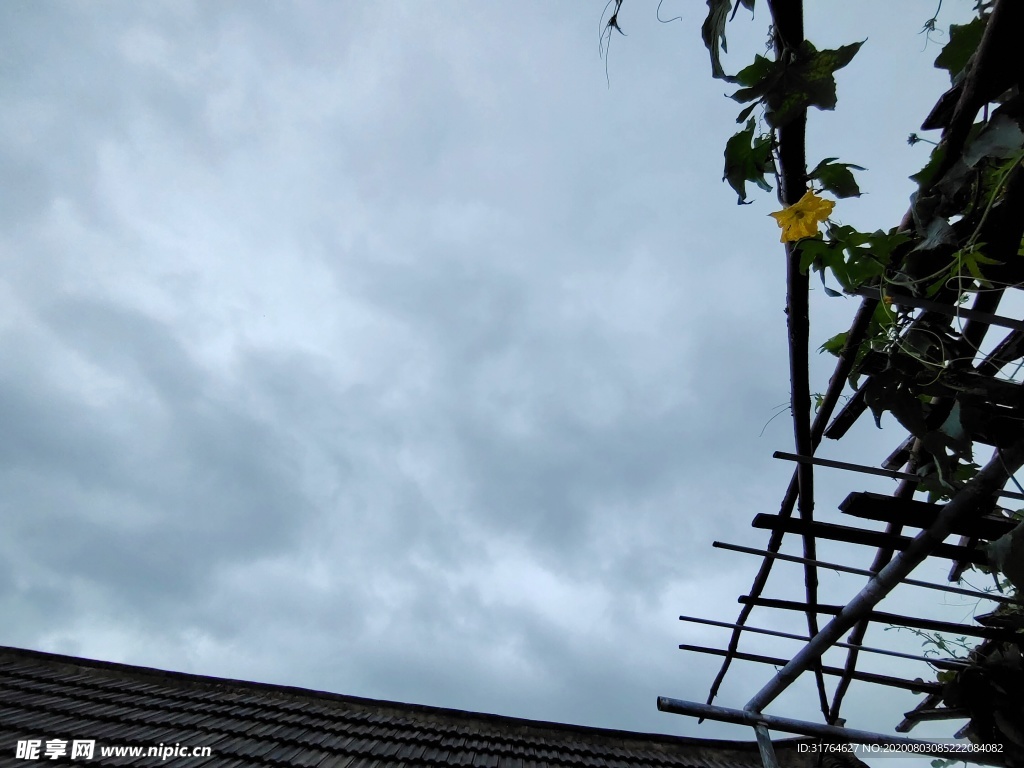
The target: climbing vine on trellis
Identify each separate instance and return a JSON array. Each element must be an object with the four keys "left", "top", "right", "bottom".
[
  {"left": 603, "top": 0, "right": 1017, "bottom": 509},
  {"left": 602, "top": 0, "right": 1024, "bottom": 758}
]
